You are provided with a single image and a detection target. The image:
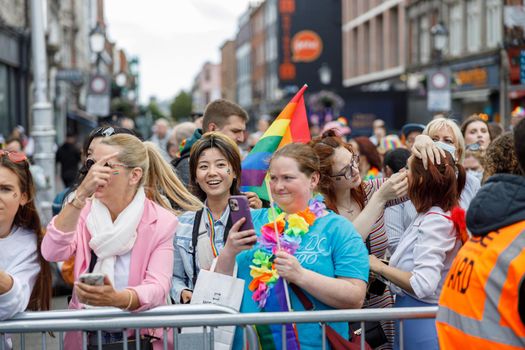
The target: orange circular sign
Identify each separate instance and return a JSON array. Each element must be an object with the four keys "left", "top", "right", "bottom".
[{"left": 291, "top": 30, "right": 323, "bottom": 62}]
